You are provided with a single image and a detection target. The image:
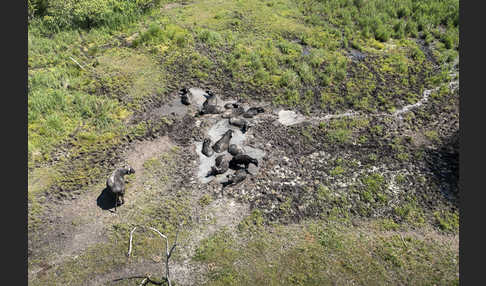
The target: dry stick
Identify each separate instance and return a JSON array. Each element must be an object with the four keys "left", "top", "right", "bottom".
[
  {"left": 121, "top": 226, "right": 179, "bottom": 286},
  {"left": 112, "top": 275, "right": 165, "bottom": 285},
  {"left": 139, "top": 277, "right": 148, "bottom": 286},
  {"left": 70, "top": 56, "right": 97, "bottom": 73},
  {"left": 148, "top": 227, "right": 176, "bottom": 286},
  {"left": 127, "top": 226, "right": 137, "bottom": 257},
  {"left": 112, "top": 275, "right": 148, "bottom": 282},
  {"left": 400, "top": 234, "right": 408, "bottom": 249},
  {"left": 69, "top": 56, "right": 86, "bottom": 71},
  {"left": 69, "top": 56, "right": 105, "bottom": 80}
]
